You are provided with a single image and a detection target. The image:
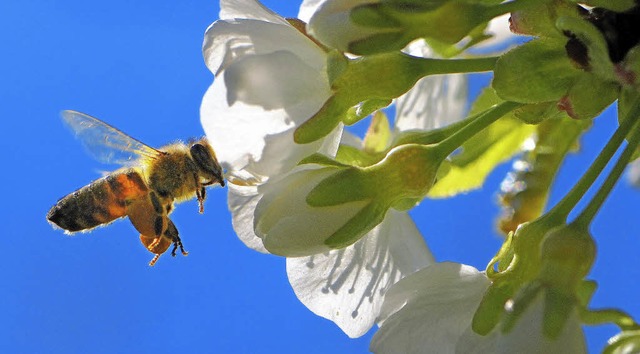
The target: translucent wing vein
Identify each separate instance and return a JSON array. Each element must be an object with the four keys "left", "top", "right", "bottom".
[{"left": 61, "top": 110, "right": 163, "bottom": 166}]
